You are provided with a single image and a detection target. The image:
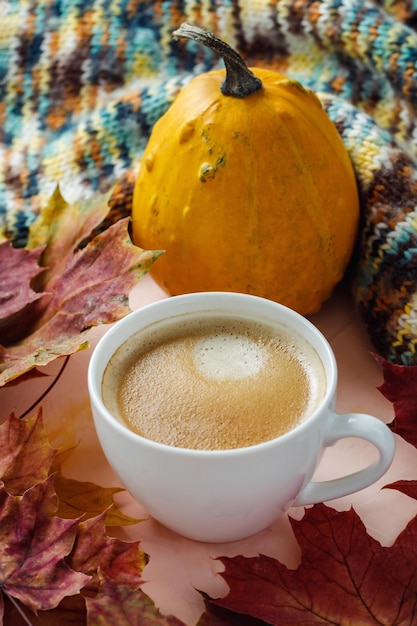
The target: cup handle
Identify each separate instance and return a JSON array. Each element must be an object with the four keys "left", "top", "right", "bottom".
[{"left": 294, "top": 413, "right": 396, "bottom": 506}]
